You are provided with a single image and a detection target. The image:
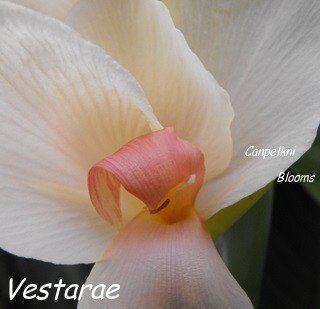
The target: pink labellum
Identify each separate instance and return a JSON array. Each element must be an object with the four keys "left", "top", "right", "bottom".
[
  {"left": 79, "top": 210, "right": 252, "bottom": 308},
  {"left": 88, "top": 127, "right": 205, "bottom": 227}
]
